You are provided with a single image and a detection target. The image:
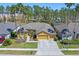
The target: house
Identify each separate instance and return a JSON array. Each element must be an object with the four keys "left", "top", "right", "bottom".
[
  {"left": 54, "top": 23, "right": 73, "bottom": 40},
  {"left": 0, "top": 22, "right": 20, "bottom": 39},
  {"left": 54, "top": 23, "right": 79, "bottom": 40},
  {"left": 19, "top": 22, "right": 56, "bottom": 41},
  {"left": 61, "top": 29, "right": 72, "bottom": 40},
  {"left": 68, "top": 23, "right": 79, "bottom": 39}
]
